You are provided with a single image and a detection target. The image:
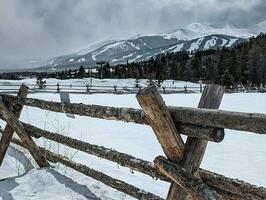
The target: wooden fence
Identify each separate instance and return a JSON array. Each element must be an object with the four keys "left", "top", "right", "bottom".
[
  {"left": 1, "top": 82, "right": 265, "bottom": 95},
  {"left": 0, "top": 84, "right": 265, "bottom": 200},
  {"left": 0, "top": 83, "right": 202, "bottom": 94}
]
